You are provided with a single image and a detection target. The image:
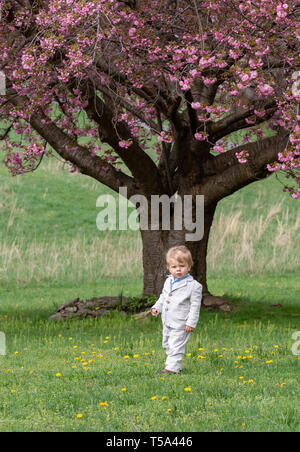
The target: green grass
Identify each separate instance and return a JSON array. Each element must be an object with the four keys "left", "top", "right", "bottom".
[
  {"left": 0, "top": 149, "right": 299, "bottom": 432},
  {"left": 0, "top": 275, "right": 299, "bottom": 432}
]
